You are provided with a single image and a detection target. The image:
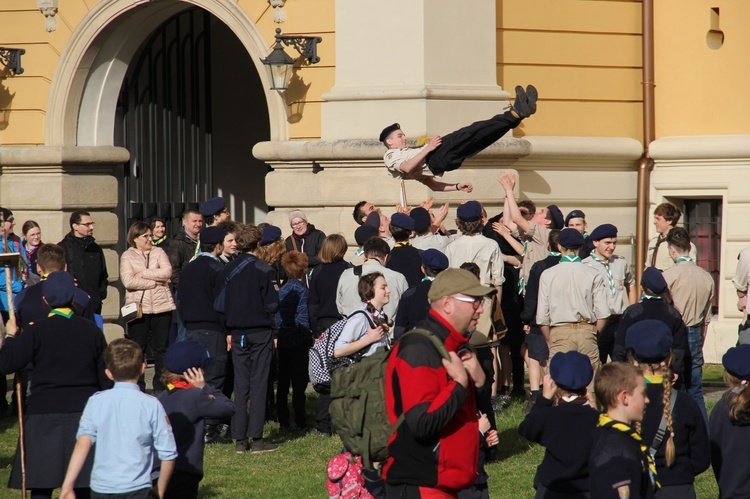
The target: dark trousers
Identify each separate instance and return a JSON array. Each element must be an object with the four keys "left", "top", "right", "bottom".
[
  {"left": 231, "top": 329, "right": 273, "bottom": 441},
  {"left": 31, "top": 490, "right": 90, "bottom": 499},
  {"left": 597, "top": 318, "right": 620, "bottom": 364},
  {"left": 276, "top": 345, "right": 310, "bottom": 428},
  {"left": 425, "top": 111, "right": 521, "bottom": 173},
  {"left": 127, "top": 311, "right": 172, "bottom": 392},
  {"left": 475, "top": 346, "right": 496, "bottom": 432},
  {"left": 162, "top": 470, "right": 200, "bottom": 499},
  {"left": 185, "top": 329, "right": 228, "bottom": 390},
  {"left": 313, "top": 383, "right": 332, "bottom": 434},
  {"left": 91, "top": 488, "right": 151, "bottom": 499}
]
